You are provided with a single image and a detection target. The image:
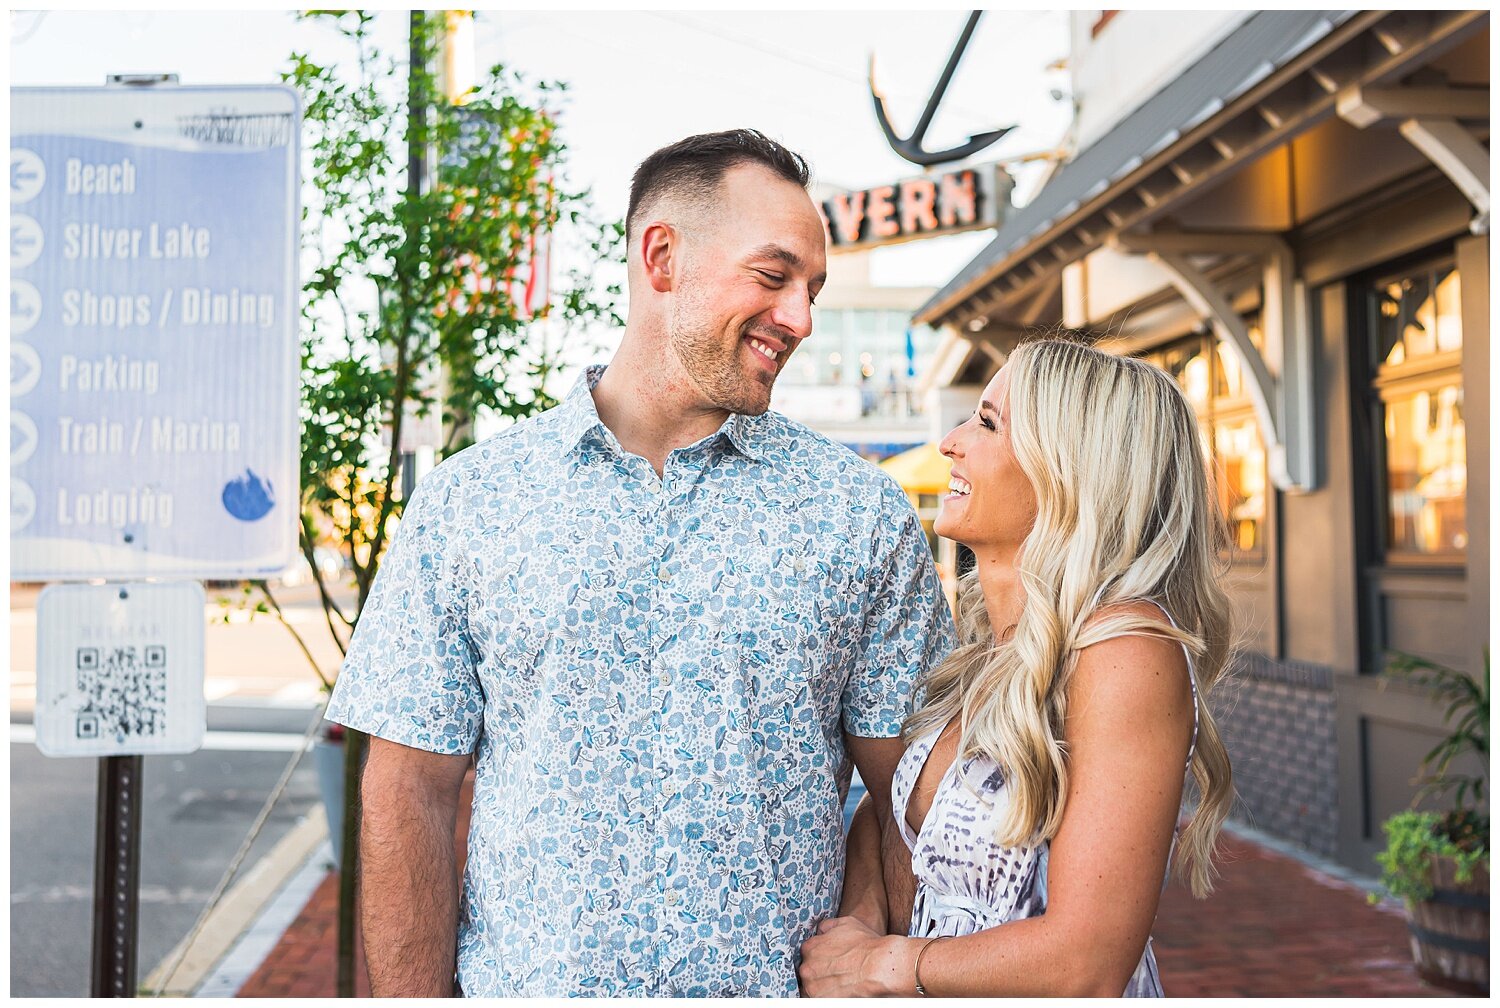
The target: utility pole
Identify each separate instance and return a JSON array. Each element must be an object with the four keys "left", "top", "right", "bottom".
[
  {"left": 440, "top": 9, "right": 478, "bottom": 453},
  {"left": 335, "top": 14, "right": 433, "bottom": 998}
]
